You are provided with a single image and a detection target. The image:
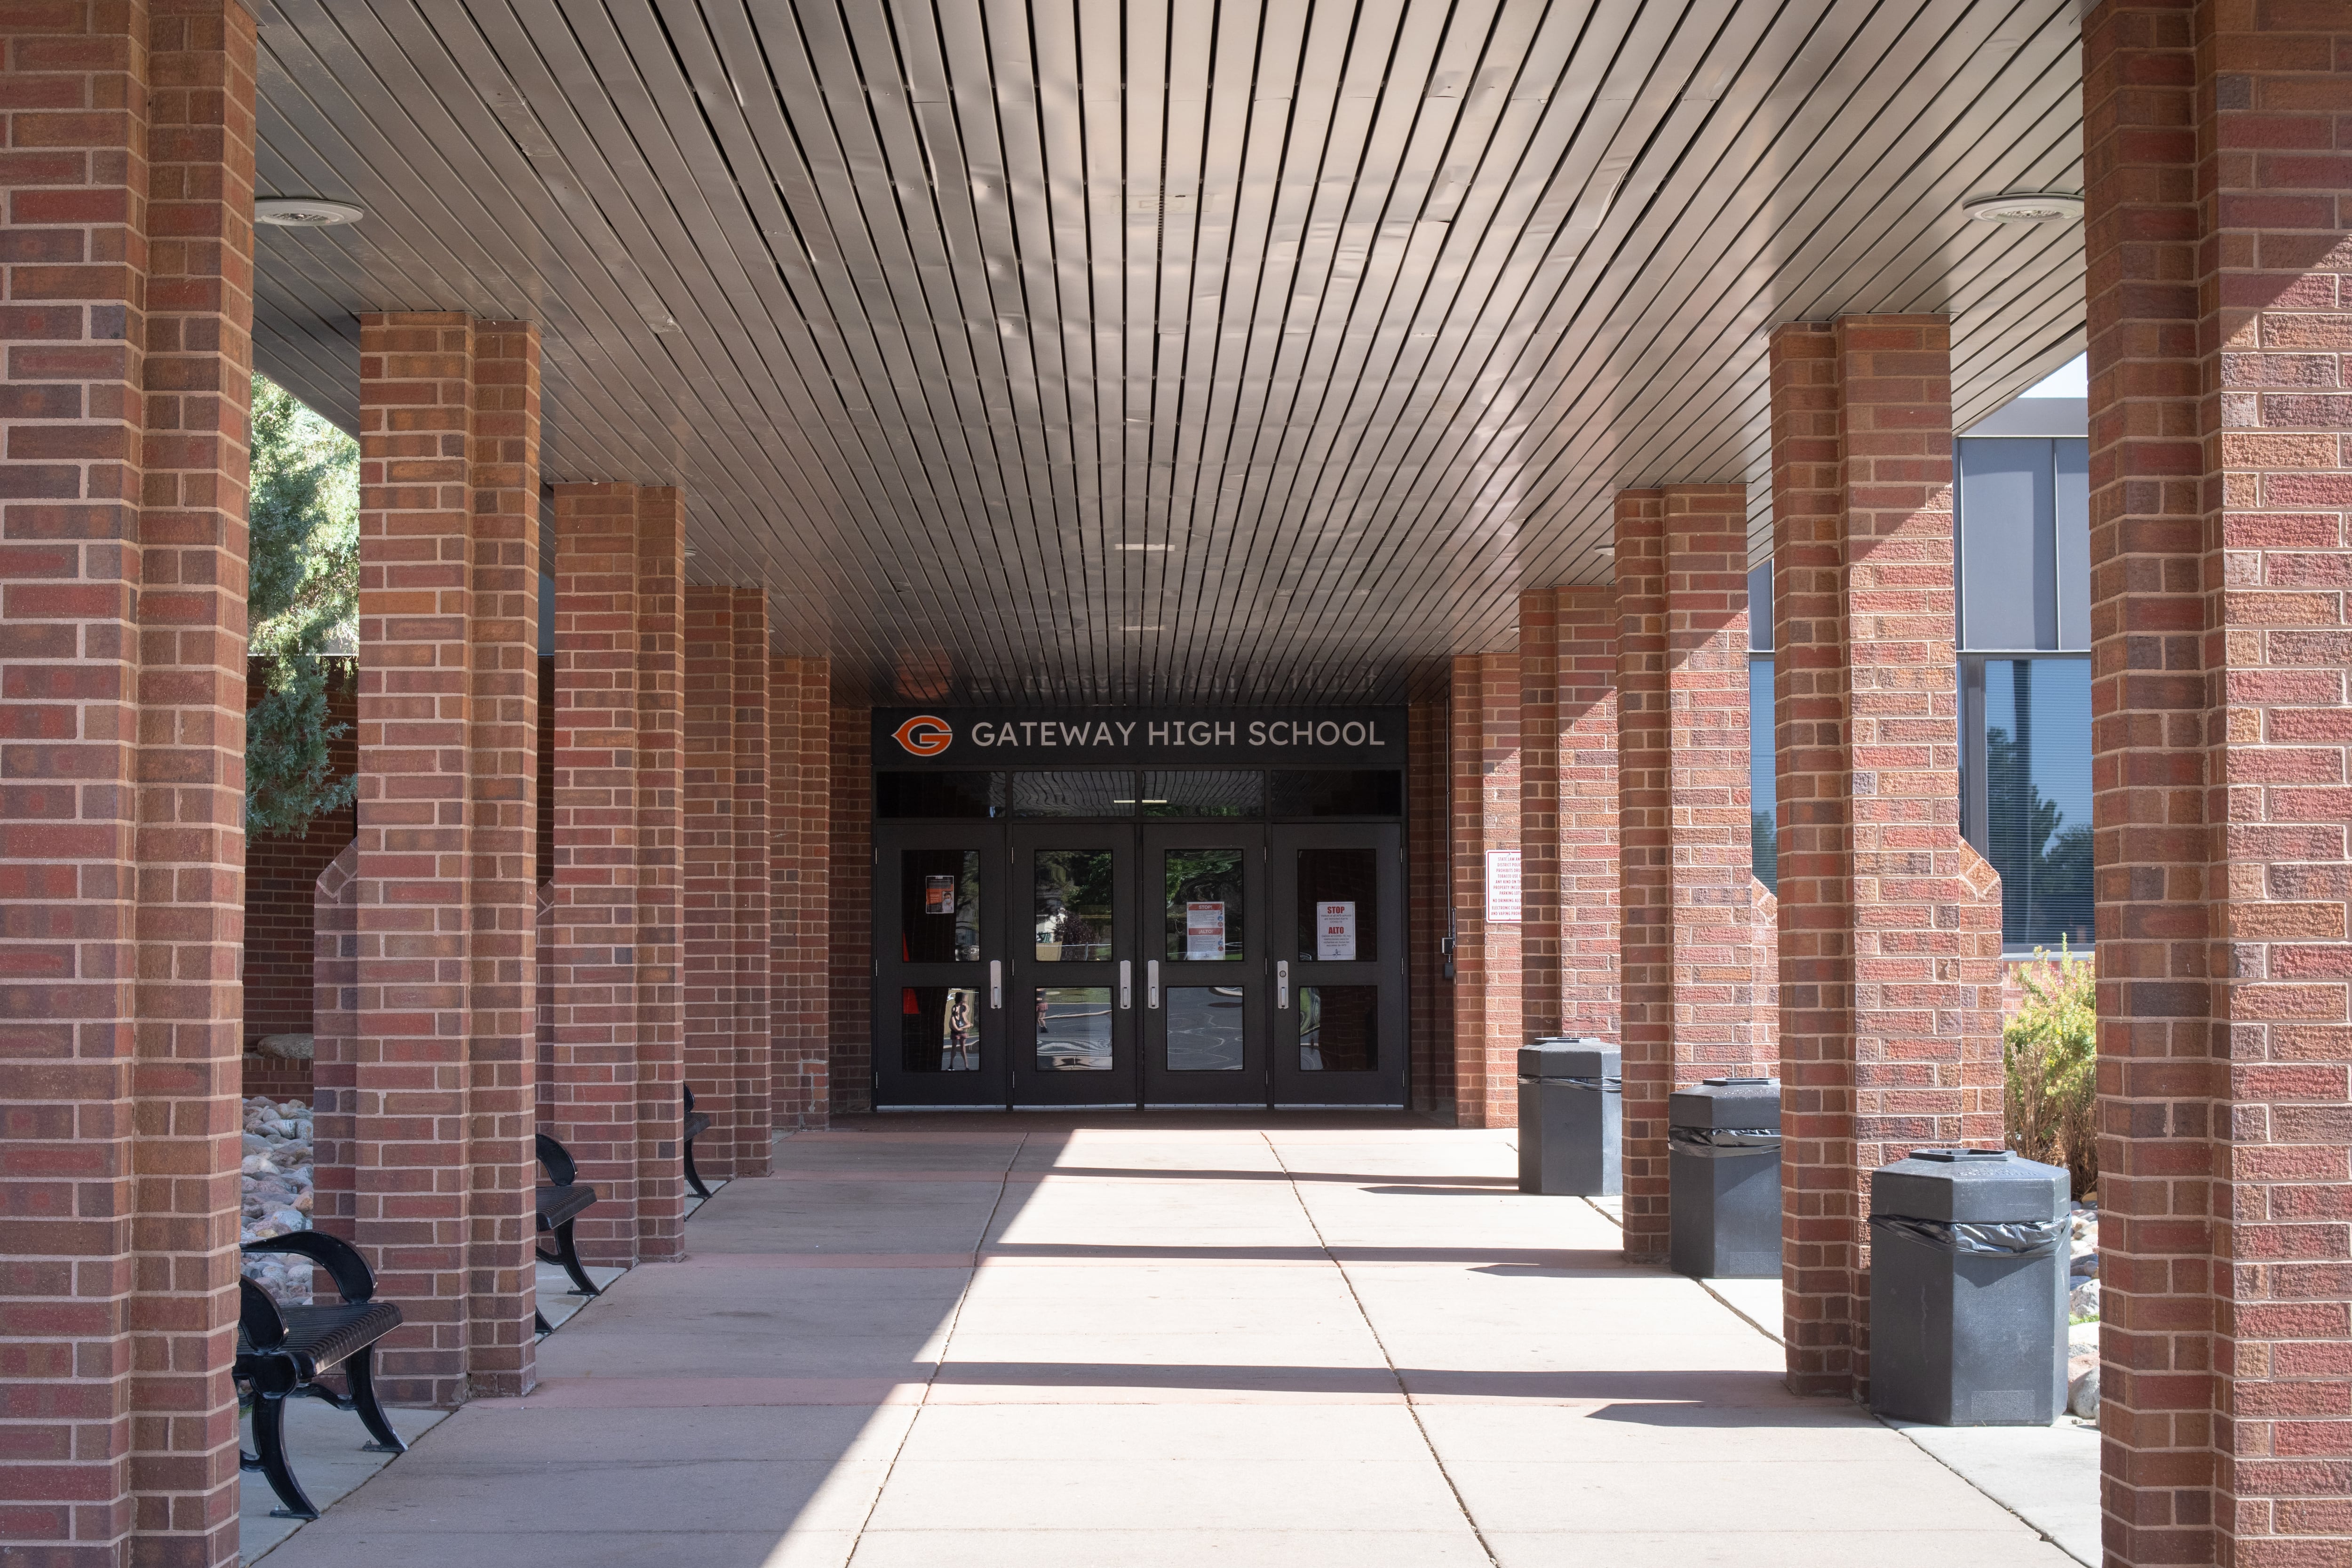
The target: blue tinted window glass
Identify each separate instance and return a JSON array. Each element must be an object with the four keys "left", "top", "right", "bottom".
[
  {"left": 1983, "top": 658, "right": 2093, "bottom": 949},
  {"left": 1749, "top": 657, "right": 1775, "bottom": 893},
  {"left": 1958, "top": 440, "right": 2058, "bottom": 651},
  {"left": 1748, "top": 561, "right": 1773, "bottom": 653}
]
